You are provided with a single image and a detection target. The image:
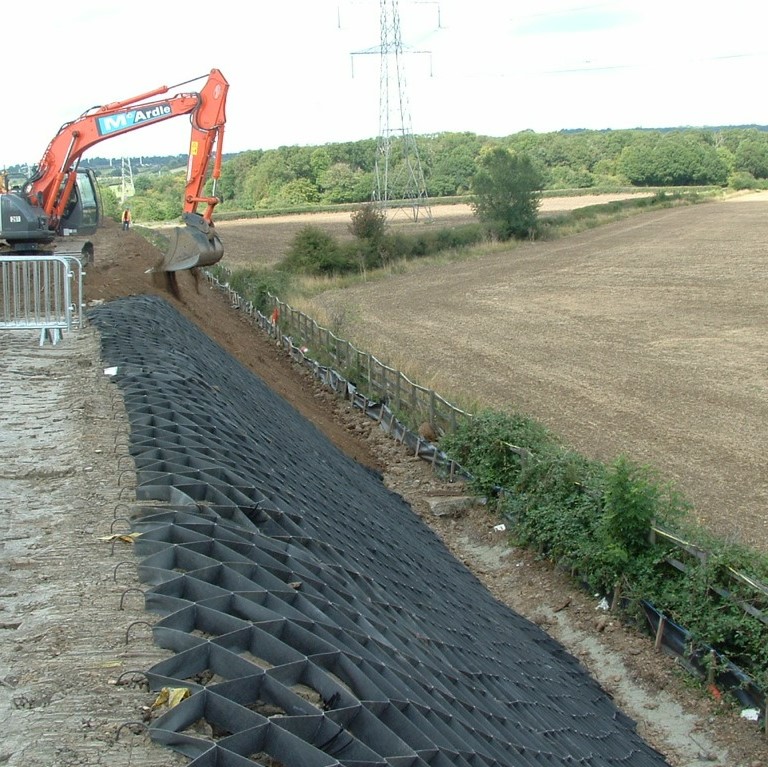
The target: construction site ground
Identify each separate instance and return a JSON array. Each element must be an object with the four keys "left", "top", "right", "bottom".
[{"left": 2, "top": 201, "right": 768, "bottom": 767}]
